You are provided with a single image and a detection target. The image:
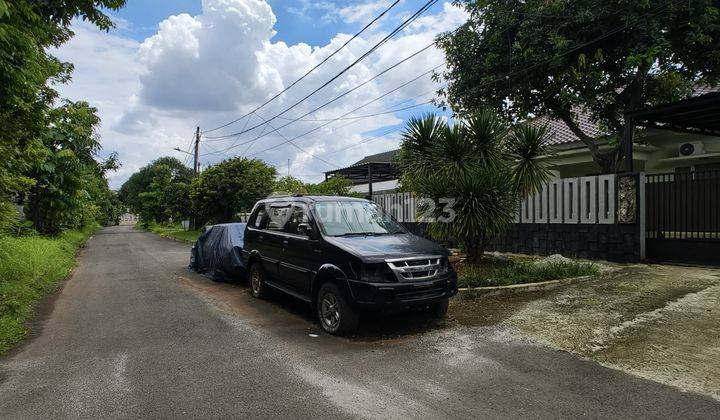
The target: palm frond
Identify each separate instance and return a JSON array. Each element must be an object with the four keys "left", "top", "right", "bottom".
[{"left": 506, "top": 123, "right": 554, "bottom": 196}]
